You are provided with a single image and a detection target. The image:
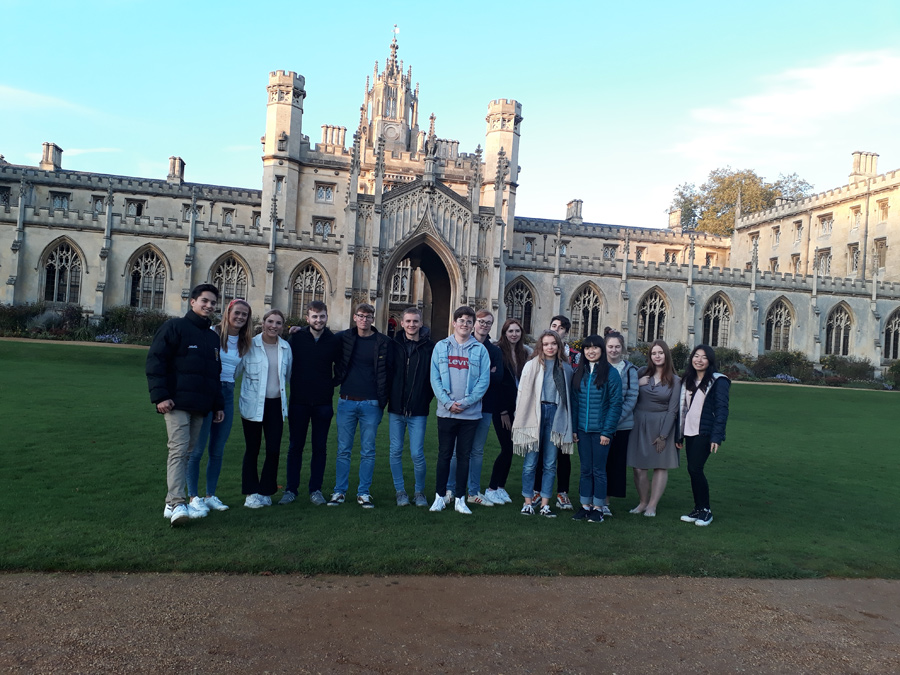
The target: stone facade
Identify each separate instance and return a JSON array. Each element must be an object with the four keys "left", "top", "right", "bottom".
[{"left": 1, "top": 38, "right": 898, "bottom": 369}]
